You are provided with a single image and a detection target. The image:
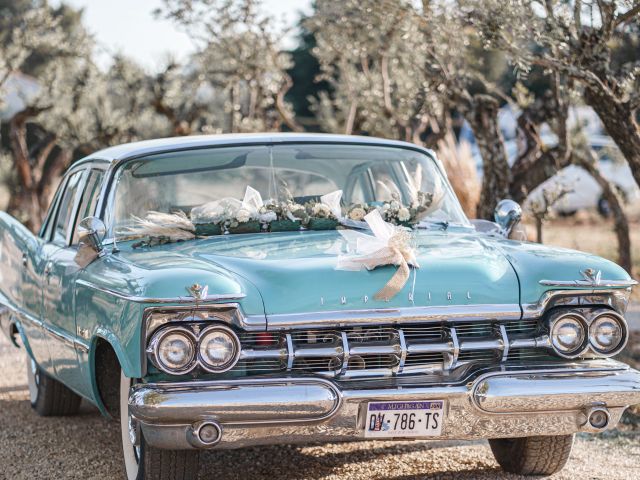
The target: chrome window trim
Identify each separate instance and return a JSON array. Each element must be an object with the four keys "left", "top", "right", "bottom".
[
  {"left": 50, "top": 168, "right": 88, "bottom": 247},
  {"left": 39, "top": 174, "right": 70, "bottom": 240}
]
